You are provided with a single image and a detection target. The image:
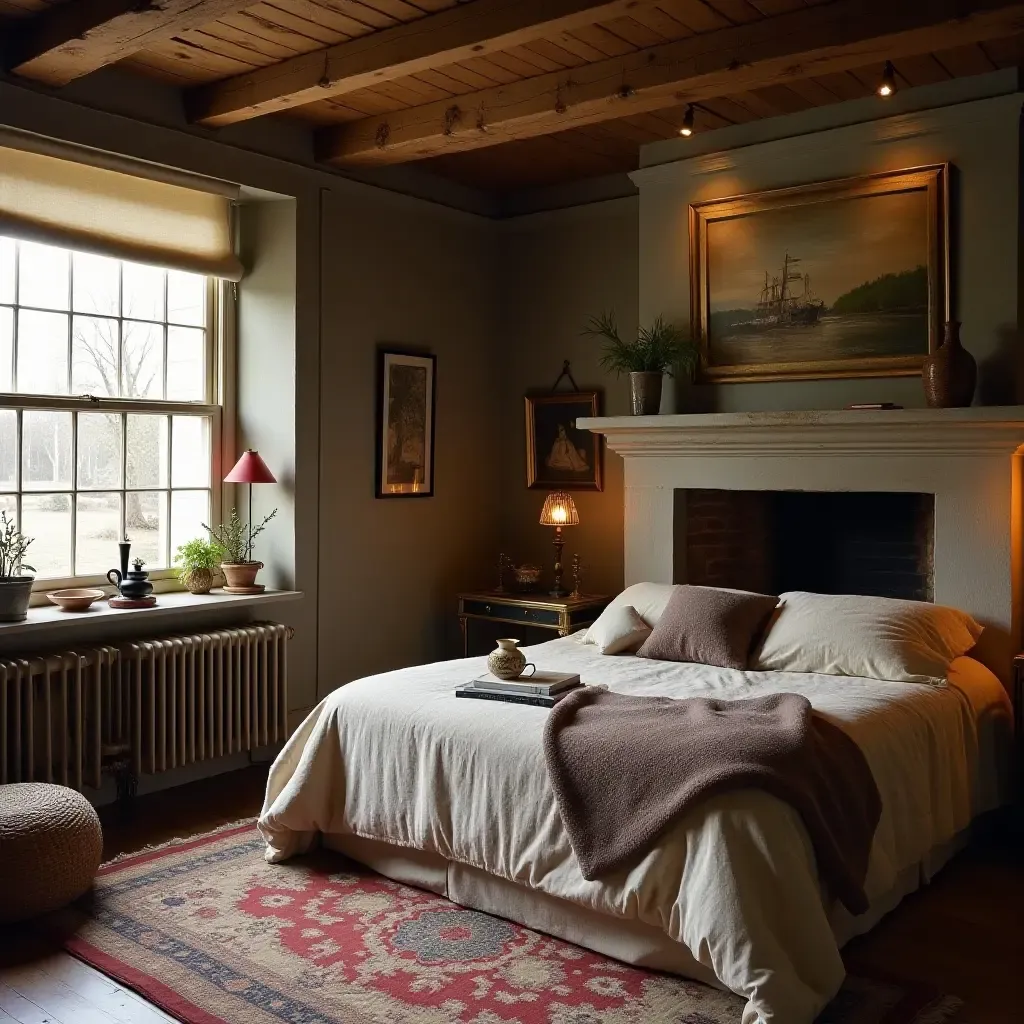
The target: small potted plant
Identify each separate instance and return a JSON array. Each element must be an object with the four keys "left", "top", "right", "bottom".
[
  {"left": 0, "top": 511, "right": 35, "bottom": 622},
  {"left": 175, "top": 538, "right": 220, "bottom": 595},
  {"left": 583, "top": 312, "right": 698, "bottom": 415},
  {"left": 203, "top": 507, "right": 277, "bottom": 593}
]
